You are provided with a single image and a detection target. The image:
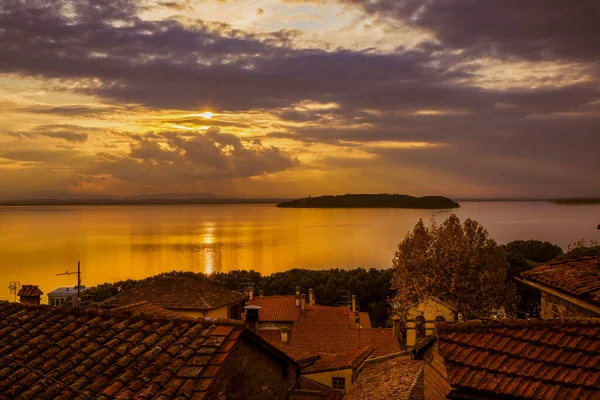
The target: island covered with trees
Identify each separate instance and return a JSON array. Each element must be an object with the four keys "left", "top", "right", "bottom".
[{"left": 277, "top": 193, "right": 460, "bottom": 209}]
